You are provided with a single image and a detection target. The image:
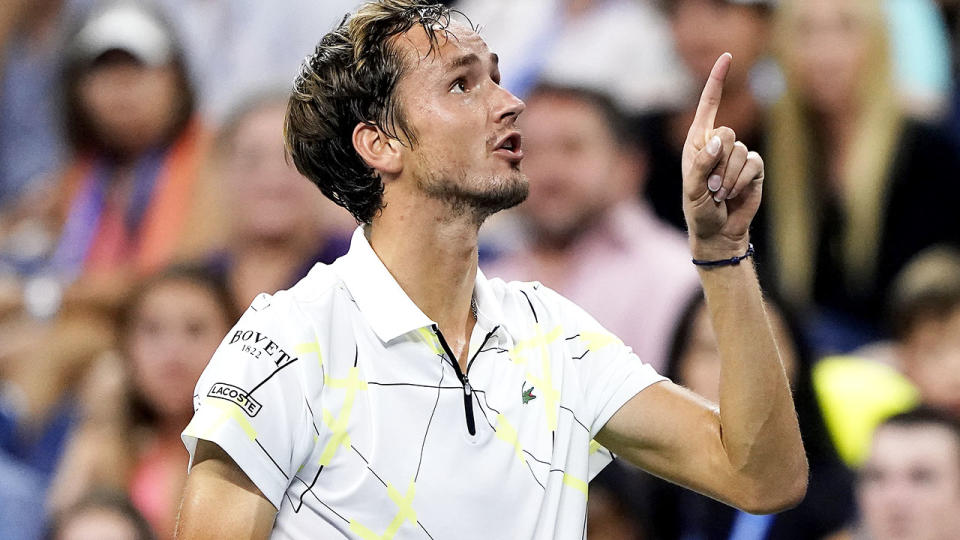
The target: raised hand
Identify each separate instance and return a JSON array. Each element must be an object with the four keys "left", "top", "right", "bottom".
[{"left": 681, "top": 53, "right": 764, "bottom": 260}]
